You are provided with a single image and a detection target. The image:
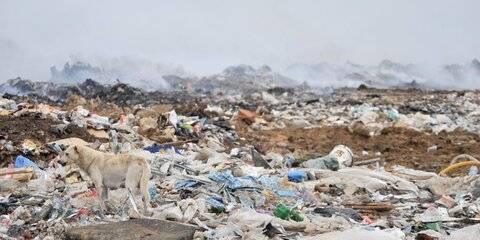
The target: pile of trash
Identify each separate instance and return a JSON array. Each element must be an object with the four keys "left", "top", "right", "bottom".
[
  {"left": 0, "top": 78, "right": 203, "bottom": 107},
  {"left": 0, "top": 64, "right": 299, "bottom": 107},
  {"left": 1, "top": 84, "right": 480, "bottom": 239}
]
